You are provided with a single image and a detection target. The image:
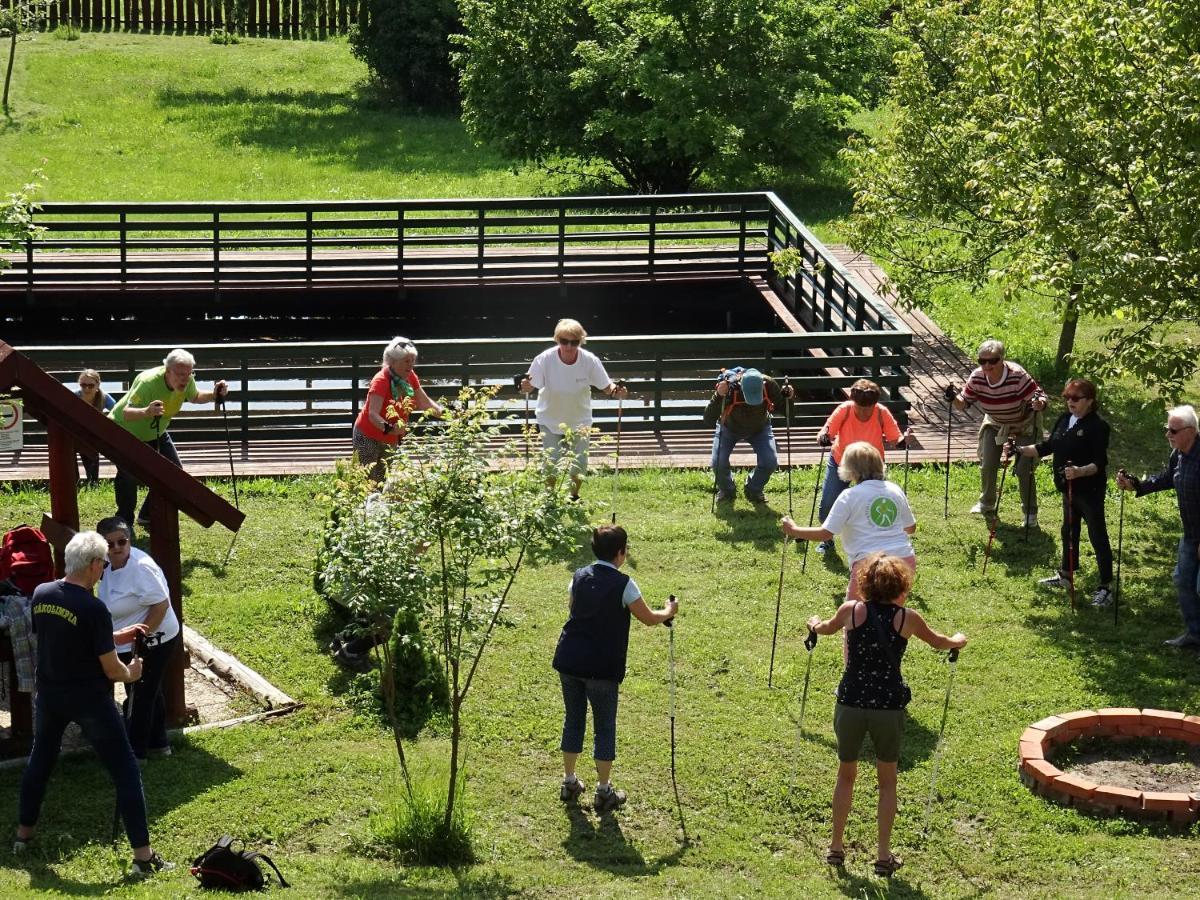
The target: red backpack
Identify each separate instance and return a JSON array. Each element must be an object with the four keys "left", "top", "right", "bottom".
[{"left": 0, "top": 526, "right": 55, "bottom": 599}]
